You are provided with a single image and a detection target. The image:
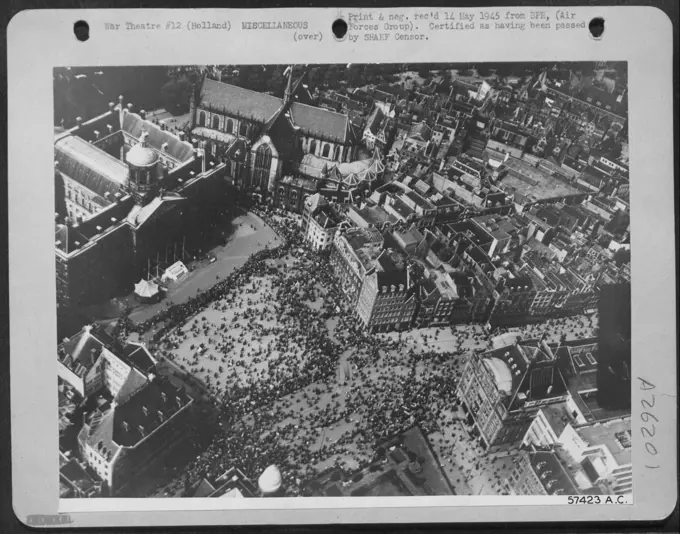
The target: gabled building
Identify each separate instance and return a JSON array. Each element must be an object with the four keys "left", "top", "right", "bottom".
[
  {"left": 77, "top": 377, "right": 194, "bottom": 495},
  {"left": 58, "top": 324, "right": 156, "bottom": 401},
  {"left": 355, "top": 249, "right": 418, "bottom": 333},
  {"left": 330, "top": 227, "right": 384, "bottom": 306},
  {"left": 301, "top": 194, "right": 345, "bottom": 252}
]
